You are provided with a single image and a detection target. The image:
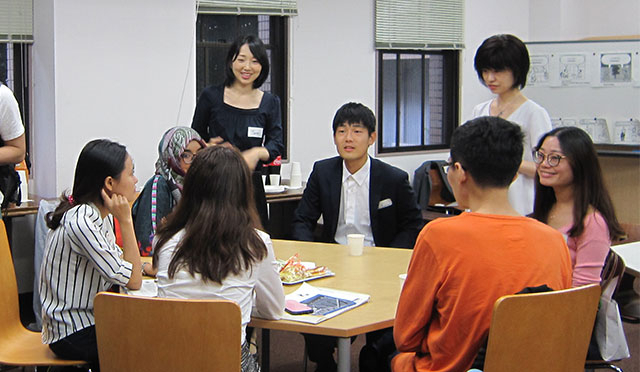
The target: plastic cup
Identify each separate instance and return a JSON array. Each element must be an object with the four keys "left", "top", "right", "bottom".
[
  {"left": 269, "top": 174, "right": 280, "bottom": 186},
  {"left": 347, "top": 234, "right": 364, "bottom": 256},
  {"left": 290, "top": 162, "right": 302, "bottom": 188}
]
